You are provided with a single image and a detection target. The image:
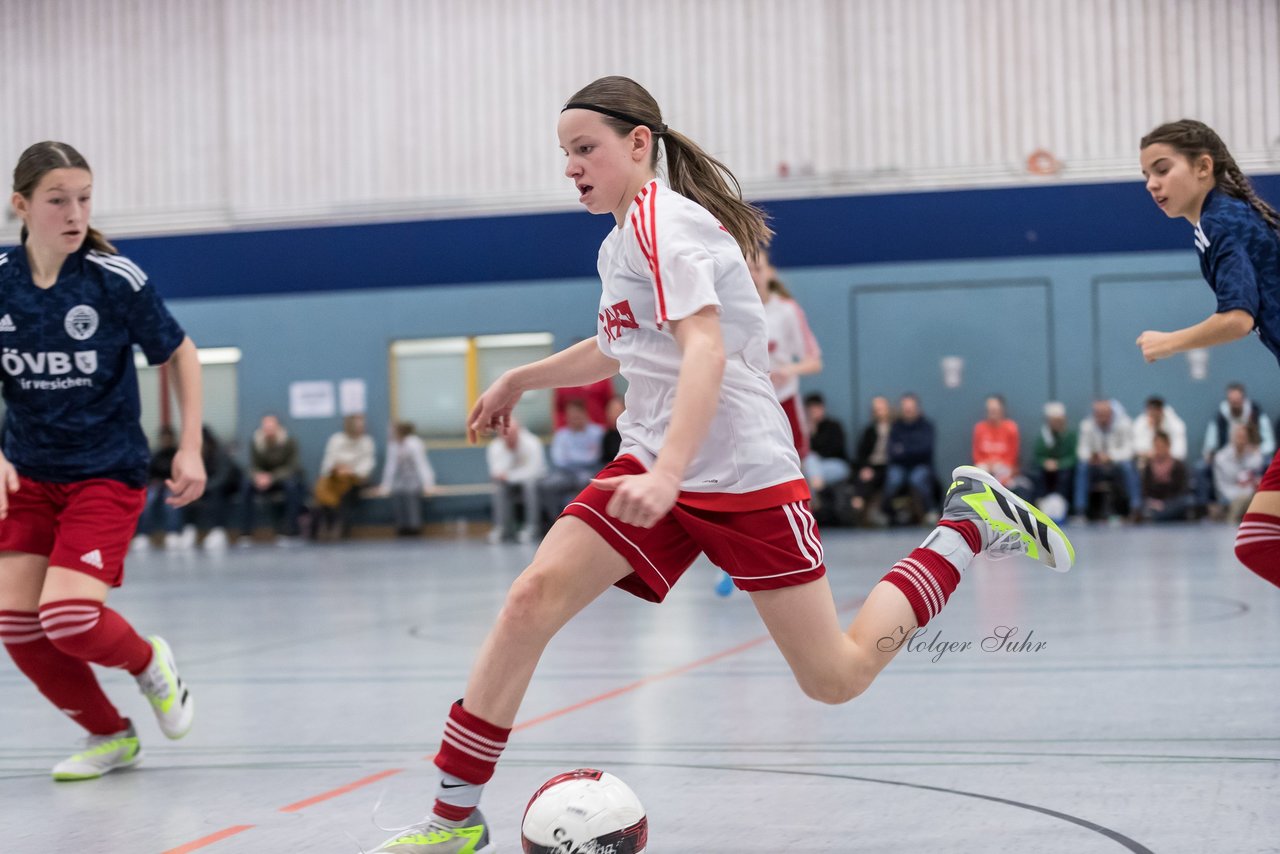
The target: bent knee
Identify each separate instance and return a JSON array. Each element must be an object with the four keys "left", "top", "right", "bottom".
[{"left": 796, "top": 671, "right": 869, "bottom": 706}]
